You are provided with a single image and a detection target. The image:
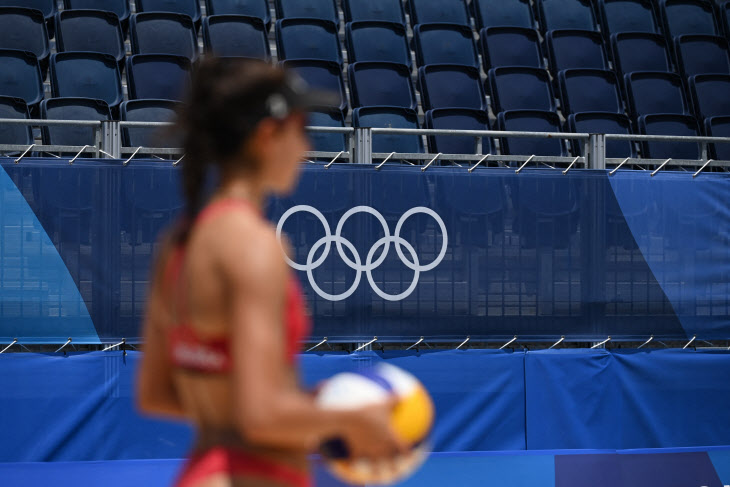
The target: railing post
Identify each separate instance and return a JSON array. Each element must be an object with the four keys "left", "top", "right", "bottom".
[
  {"left": 587, "top": 133, "right": 606, "bottom": 170},
  {"left": 354, "top": 127, "right": 372, "bottom": 164},
  {"left": 101, "top": 121, "right": 121, "bottom": 159}
]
